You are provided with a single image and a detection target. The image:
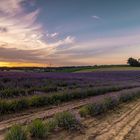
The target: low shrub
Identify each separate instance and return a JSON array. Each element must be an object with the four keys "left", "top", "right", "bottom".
[
  {"left": 88, "top": 103, "right": 105, "bottom": 116},
  {"left": 79, "top": 106, "right": 90, "bottom": 117},
  {"left": 54, "top": 111, "right": 79, "bottom": 130},
  {"left": 0, "top": 101, "right": 10, "bottom": 114},
  {"left": 5, "top": 111, "right": 81, "bottom": 140},
  {"left": 40, "top": 85, "right": 58, "bottom": 92},
  {"left": 79, "top": 90, "right": 140, "bottom": 118},
  {"left": 5, "top": 125, "right": 27, "bottom": 140},
  {"left": 29, "top": 119, "right": 48, "bottom": 138},
  {"left": 9, "top": 99, "right": 29, "bottom": 112},
  {"left": 0, "top": 88, "right": 26, "bottom": 99},
  {"left": 80, "top": 97, "right": 123, "bottom": 117},
  {"left": 0, "top": 85, "right": 139, "bottom": 115},
  {"left": 103, "top": 97, "right": 118, "bottom": 110},
  {"left": 119, "top": 93, "right": 134, "bottom": 102},
  {"left": 29, "top": 96, "right": 48, "bottom": 107},
  {"left": 46, "top": 119, "right": 57, "bottom": 133}
]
